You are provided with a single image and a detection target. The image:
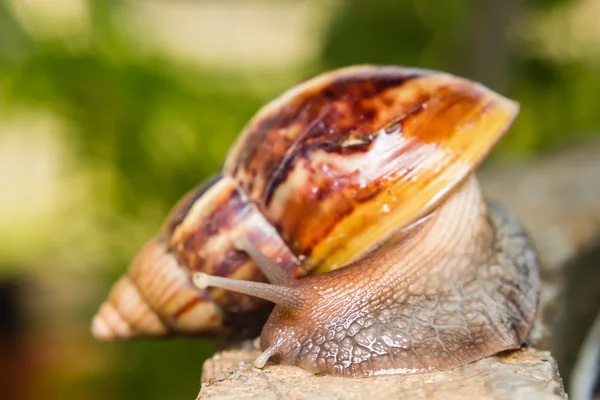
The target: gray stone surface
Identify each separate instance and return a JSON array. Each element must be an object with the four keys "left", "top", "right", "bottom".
[{"left": 198, "top": 348, "right": 566, "bottom": 400}]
